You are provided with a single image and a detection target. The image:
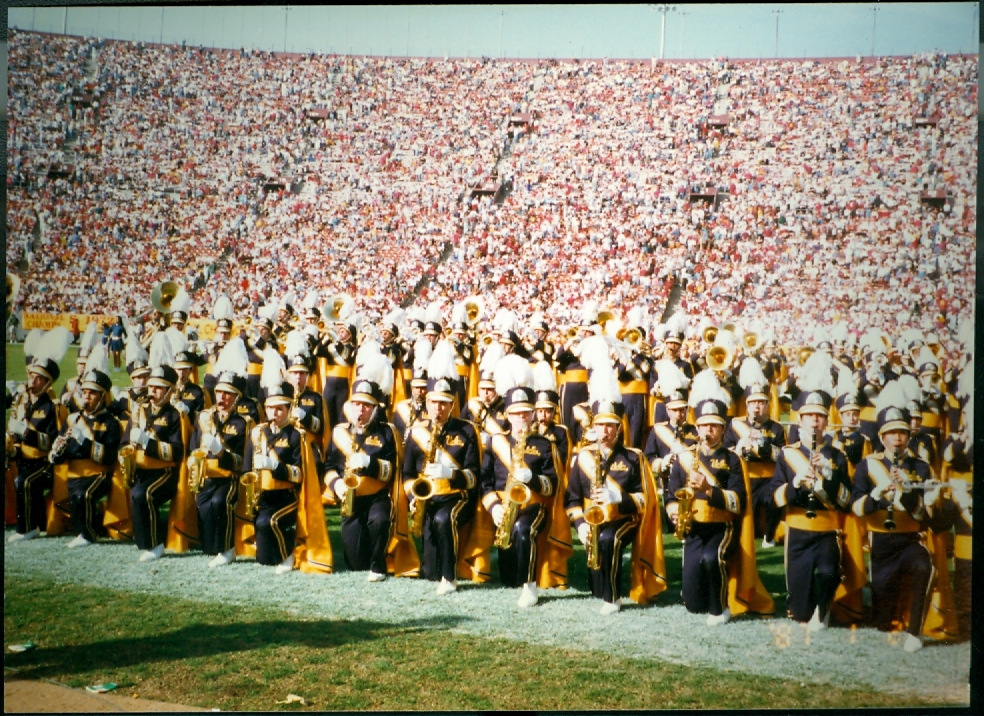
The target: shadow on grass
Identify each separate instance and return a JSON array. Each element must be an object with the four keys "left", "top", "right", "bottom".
[{"left": 7, "top": 615, "right": 473, "bottom": 680}]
